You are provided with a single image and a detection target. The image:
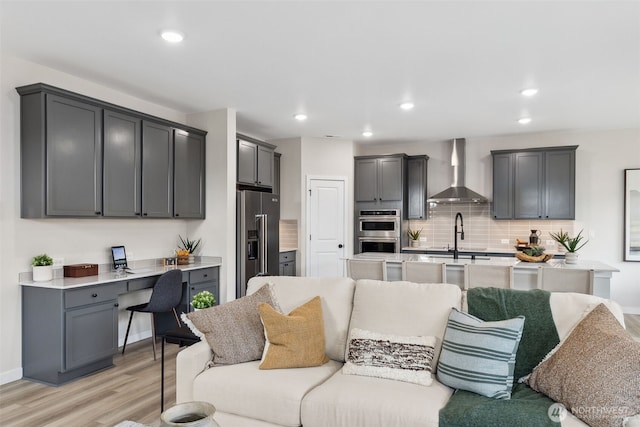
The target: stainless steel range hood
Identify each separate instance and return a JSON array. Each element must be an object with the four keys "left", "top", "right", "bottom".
[{"left": 427, "top": 138, "right": 488, "bottom": 204}]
